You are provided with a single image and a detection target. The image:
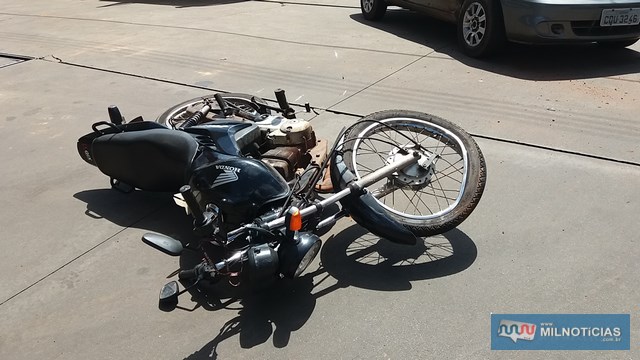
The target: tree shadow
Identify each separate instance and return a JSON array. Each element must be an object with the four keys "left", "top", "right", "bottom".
[
  {"left": 351, "top": 9, "right": 640, "bottom": 81},
  {"left": 98, "top": 0, "right": 247, "bottom": 8}
]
